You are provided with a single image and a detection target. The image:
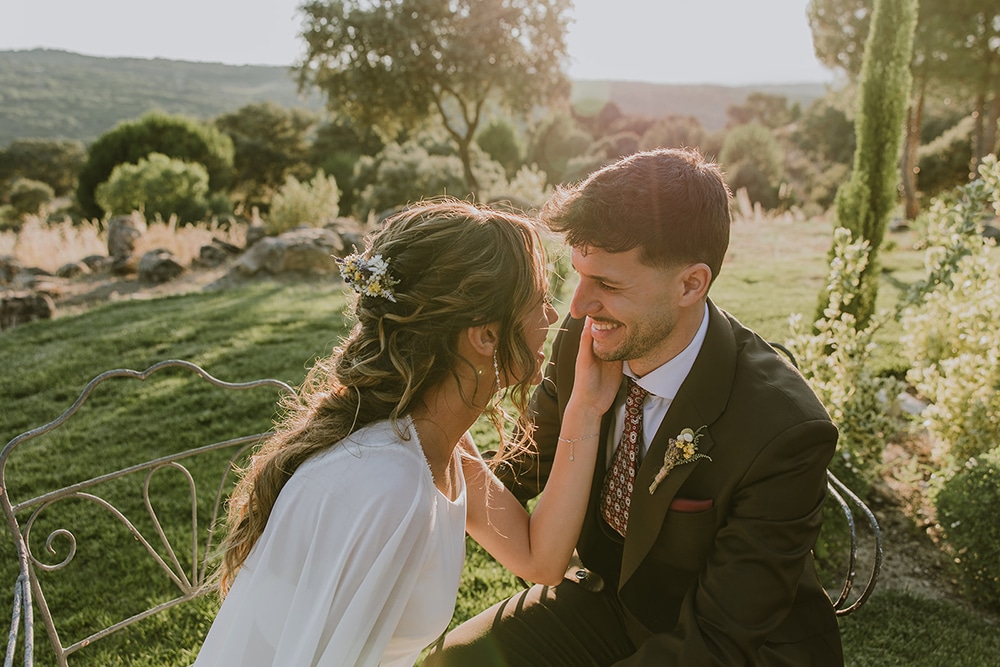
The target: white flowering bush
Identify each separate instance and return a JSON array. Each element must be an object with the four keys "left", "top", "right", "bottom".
[
  {"left": 787, "top": 227, "right": 905, "bottom": 492},
  {"left": 900, "top": 155, "right": 1000, "bottom": 464}
]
